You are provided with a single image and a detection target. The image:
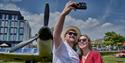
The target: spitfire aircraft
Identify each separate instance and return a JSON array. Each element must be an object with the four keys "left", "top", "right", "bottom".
[{"left": 0, "top": 2, "right": 52, "bottom": 63}]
